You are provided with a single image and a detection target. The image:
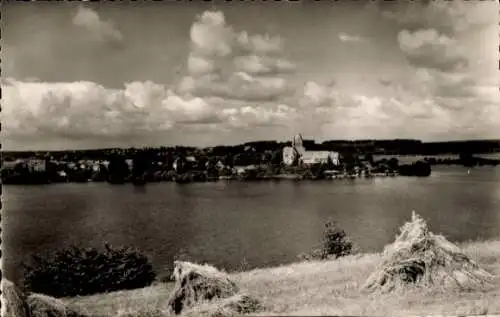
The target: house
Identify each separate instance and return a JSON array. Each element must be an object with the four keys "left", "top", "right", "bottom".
[
  {"left": 283, "top": 134, "right": 340, "bottom": 166},
  {"left": 2, "top": 160, "right": 20, "bottom": 170},
  {"left": 283, "top": 146, "right": 296, "bottom": 165},
  {"left": 125, "top": 159, "right": 134, "bottom": 170},
  {"left": 26, "top": 159, "right": 47, "bottom": 172},
  {"left": 173, "top": 156, "right": 197, "bottom": 173},
  {"left": 186, "top": 156, "right": 197, "bottom": 164}
]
